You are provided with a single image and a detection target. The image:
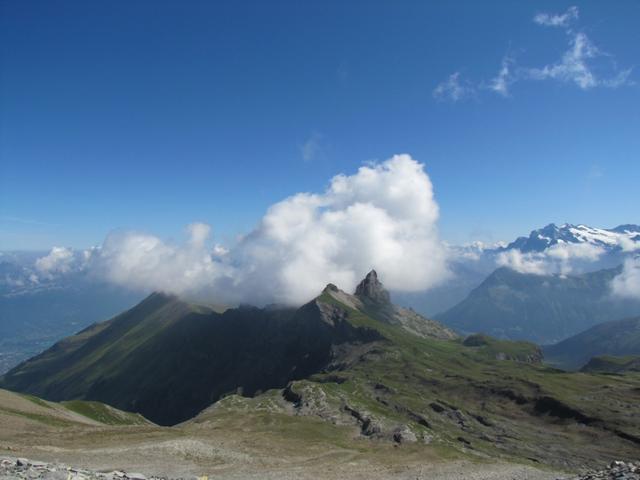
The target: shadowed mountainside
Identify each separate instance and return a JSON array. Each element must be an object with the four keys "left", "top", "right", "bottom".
[
  {"left": 0, "top": 271, "right": 454, "bottom": 425},
  {"left": 544, "top": 316, "right": 640, "bottom": 370},
  {"left": 437, "top": 266, "right": 640, "bottom": 344}
]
